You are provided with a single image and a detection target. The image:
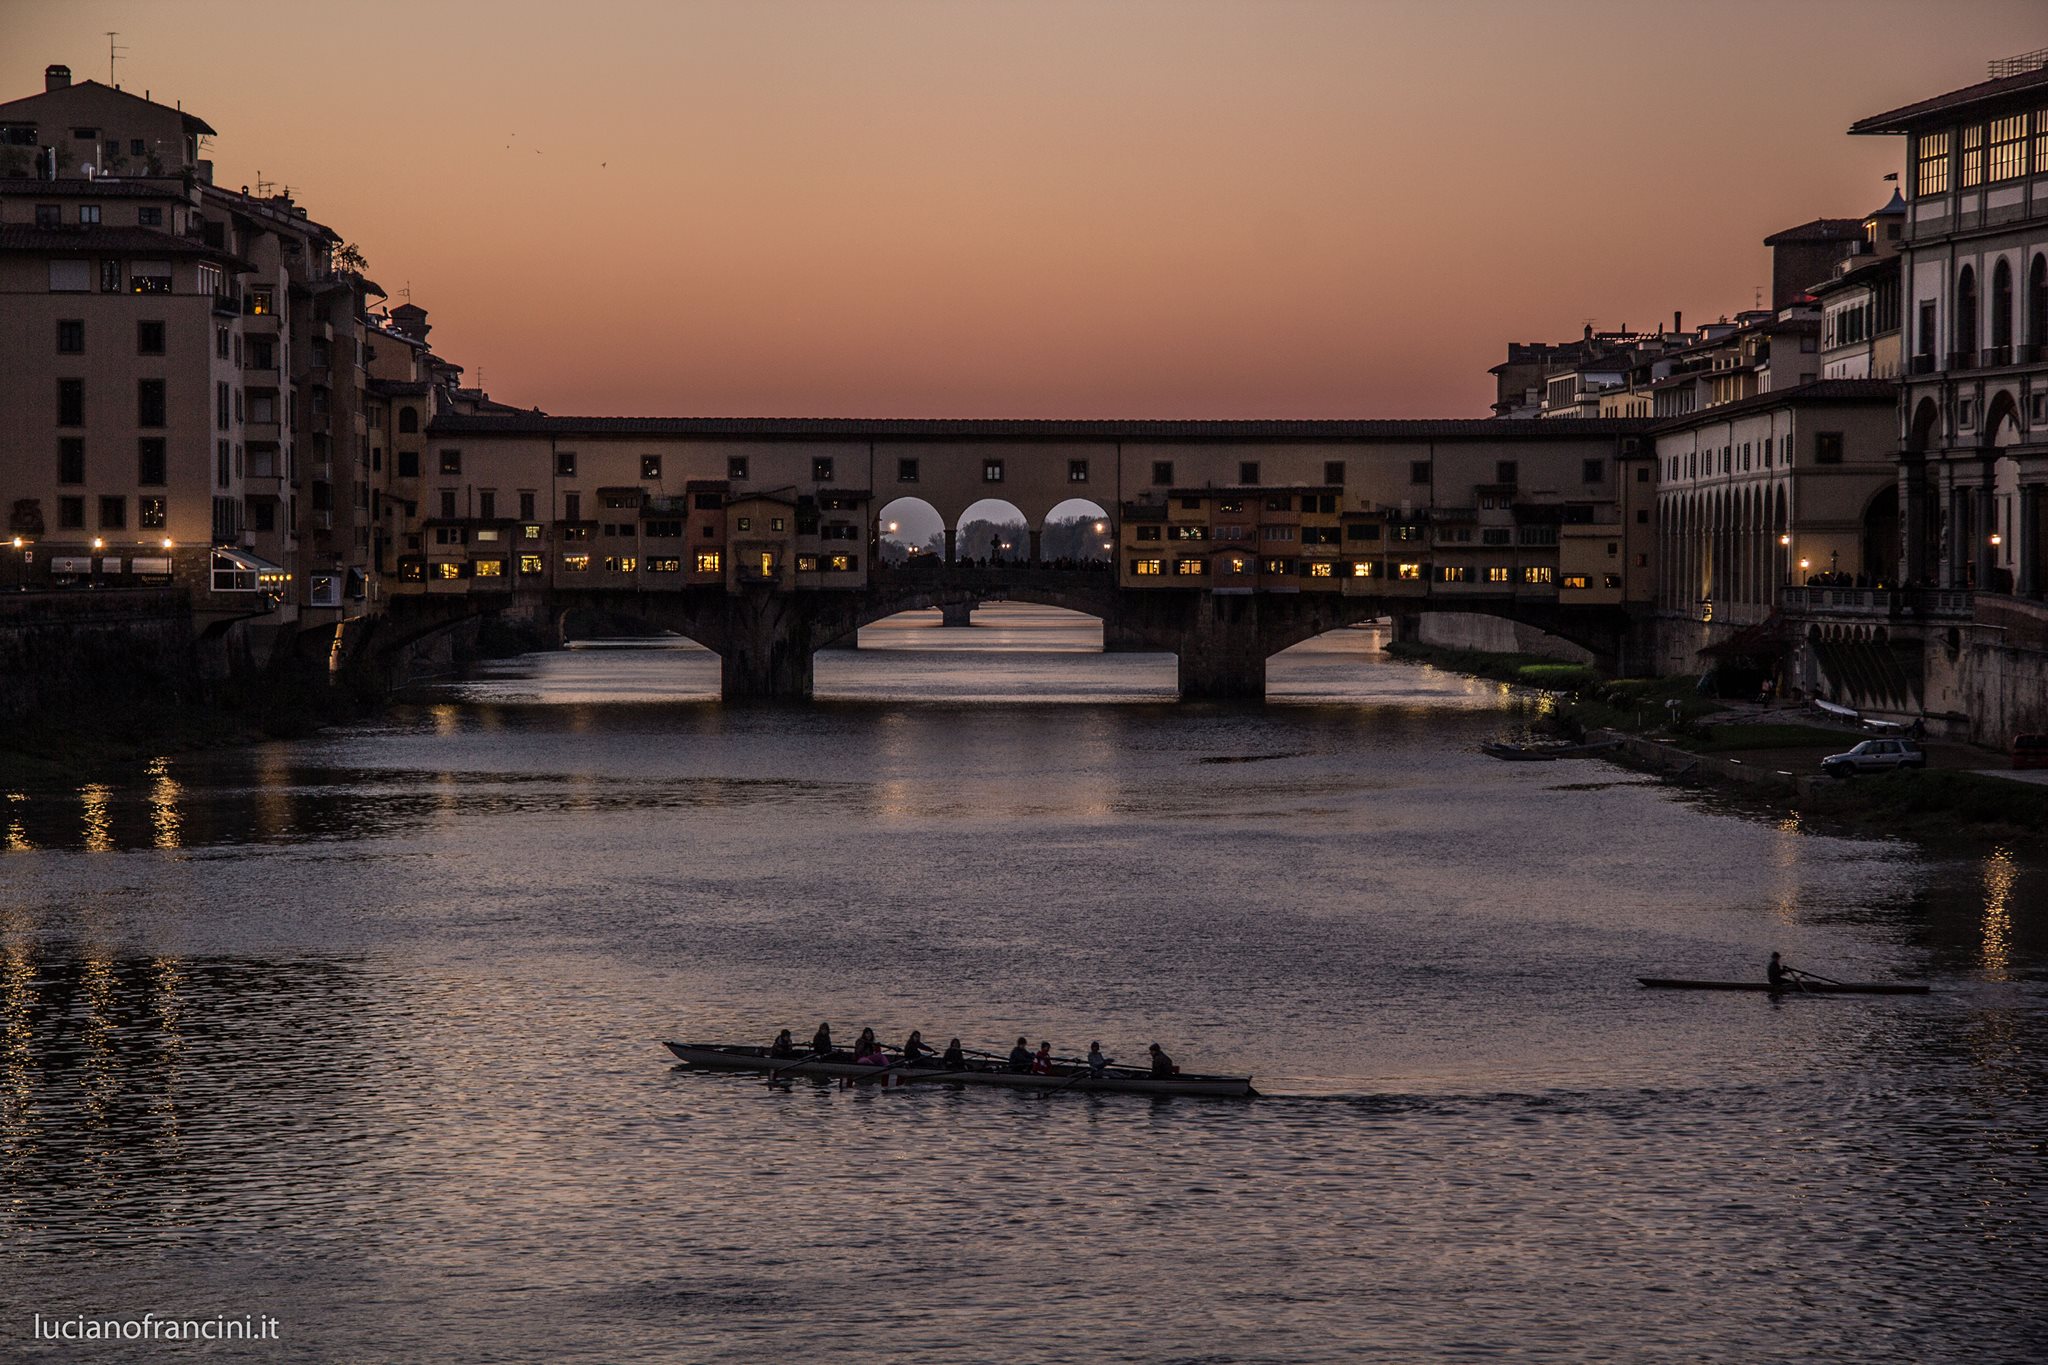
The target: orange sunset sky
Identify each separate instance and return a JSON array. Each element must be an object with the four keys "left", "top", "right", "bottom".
[{"left": 11, "top": 1, "right": 2043, "bottom": 419}]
